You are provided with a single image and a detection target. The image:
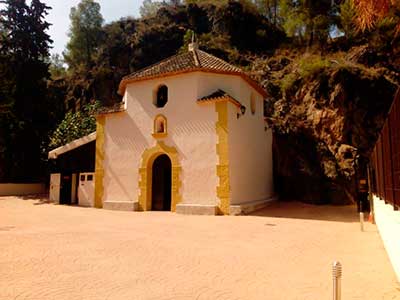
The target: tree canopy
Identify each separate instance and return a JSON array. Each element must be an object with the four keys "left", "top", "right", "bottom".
[
  {"left": 0, "top": 0, "right": 61, "bottom": 182},
  {"left": 139, "top": 0, "right": 162, "bottom": 18},
  {"left": 64, "top": 0, "right": 104, "bottom": 69}
]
